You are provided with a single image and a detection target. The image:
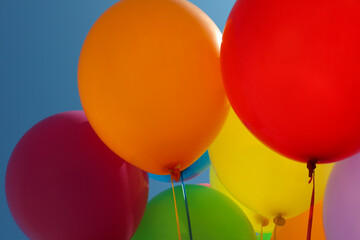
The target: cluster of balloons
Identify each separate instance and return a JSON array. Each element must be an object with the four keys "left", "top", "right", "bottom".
[
  {"left": 6, "top": 0, "right": 360, "bottom": 239},
  {"left": 6, "top": 0, "right": 230, "bottom": 239},
  {"left": 214, "top": 0, "right": 360, "bottom": 239}
]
